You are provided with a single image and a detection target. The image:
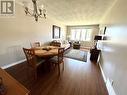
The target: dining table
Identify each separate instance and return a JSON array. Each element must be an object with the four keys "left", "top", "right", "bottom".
[
  {"left": 34, "top": 46, "right": 60, "bottom": 58},
  {"left": 34, "top": 46, "right": 64, "bottom": 73}
]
